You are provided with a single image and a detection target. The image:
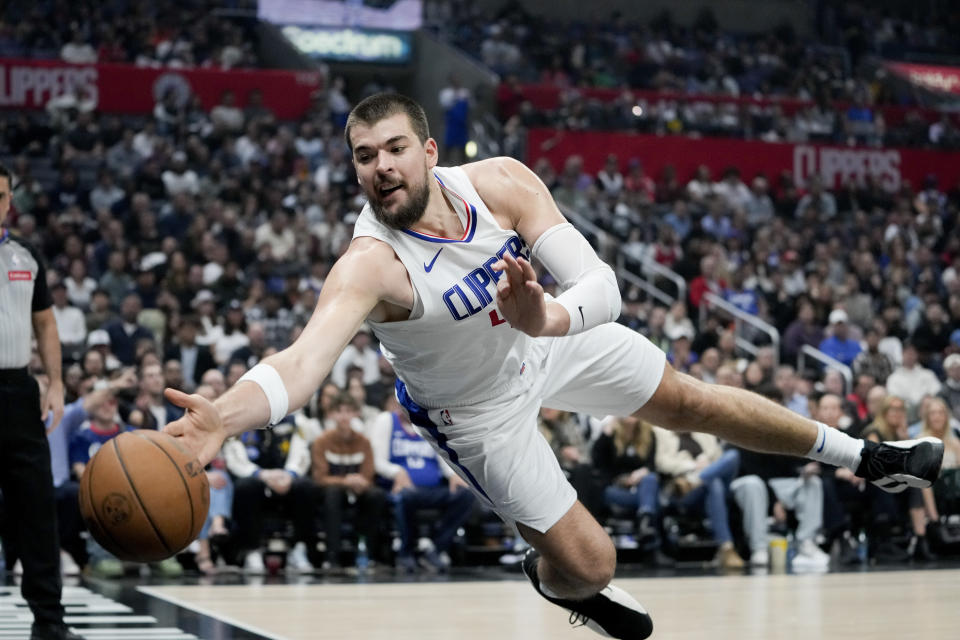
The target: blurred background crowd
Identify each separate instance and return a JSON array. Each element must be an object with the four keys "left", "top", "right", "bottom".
[{"left": 1, "top": 0, "right": 959, "bottom": 578}]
